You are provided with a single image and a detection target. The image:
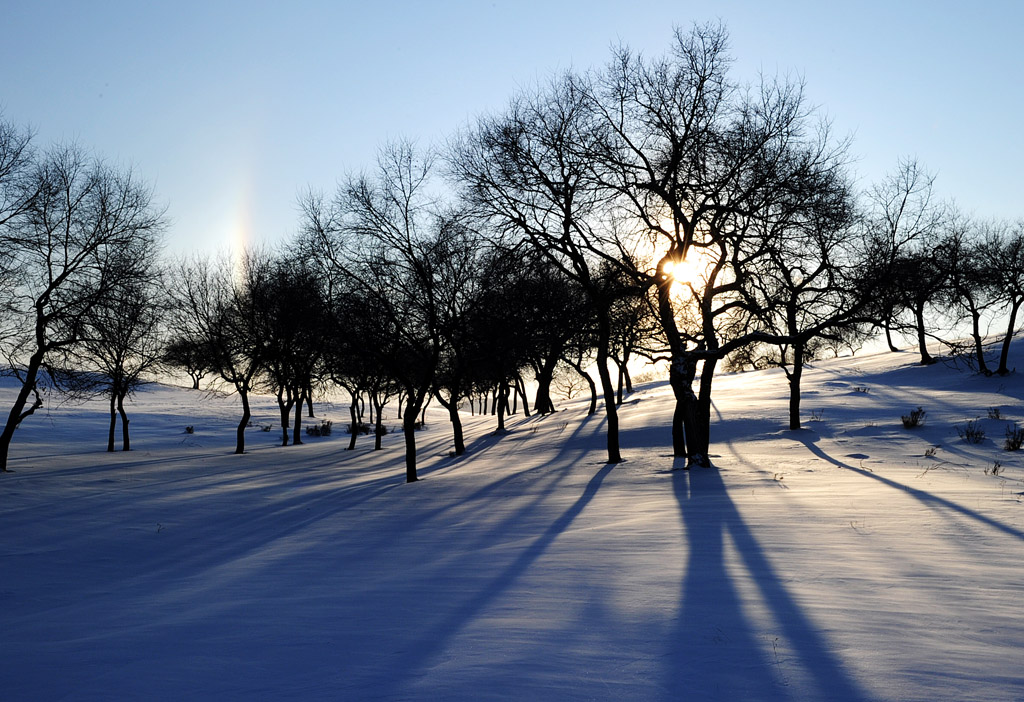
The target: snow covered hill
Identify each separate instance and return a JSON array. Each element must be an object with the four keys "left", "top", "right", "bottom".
[{"left": 2, "top": 346, "right": 1023, "bottom": 701}]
